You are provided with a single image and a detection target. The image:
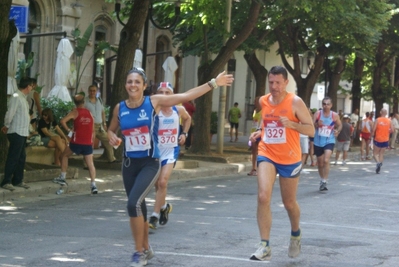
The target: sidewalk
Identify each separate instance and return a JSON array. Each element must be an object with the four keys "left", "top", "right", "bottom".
[
  {"left": 0, "top": 135, "right": 253, "bottom": 202},
  {"left": 1, "top": 135, "right": 397, "bottom": 202}
]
